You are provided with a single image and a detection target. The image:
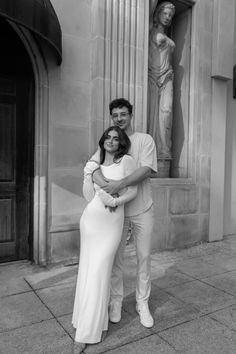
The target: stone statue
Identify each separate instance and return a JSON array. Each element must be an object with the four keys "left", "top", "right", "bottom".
[{"left": 147, "top": 1, "right": 175, "bottom": 160}]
